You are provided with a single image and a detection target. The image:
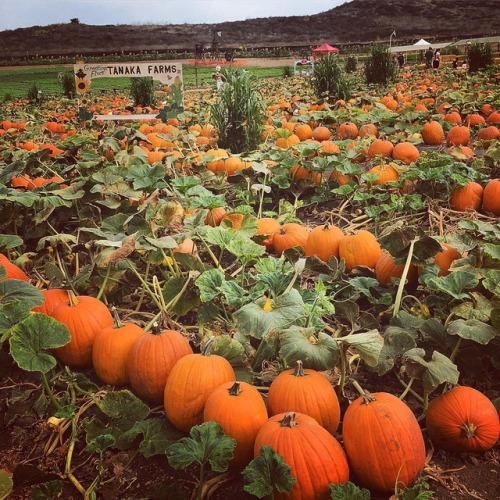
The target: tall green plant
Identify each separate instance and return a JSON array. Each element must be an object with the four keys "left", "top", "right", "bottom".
[
  {"left": 345, "top": 56, "right": 357, "bottom": 73},
  {"left": 312, "top": 54, "right": 353, "bottom": 102},
  {"left": 60, "top": 72, "right": 76, "bottom": 98},
  {"left": 210, "top": 69, "right": 265, "bottom": 153},
  {"left": 364, "top": 45, "right": 397, "bottom": 85},
  {"left": 130, "top": 77, "right": 154, "bottom": 107},
  {"left": 467, "top": 43, "right": 493, "bottom": 73}
]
